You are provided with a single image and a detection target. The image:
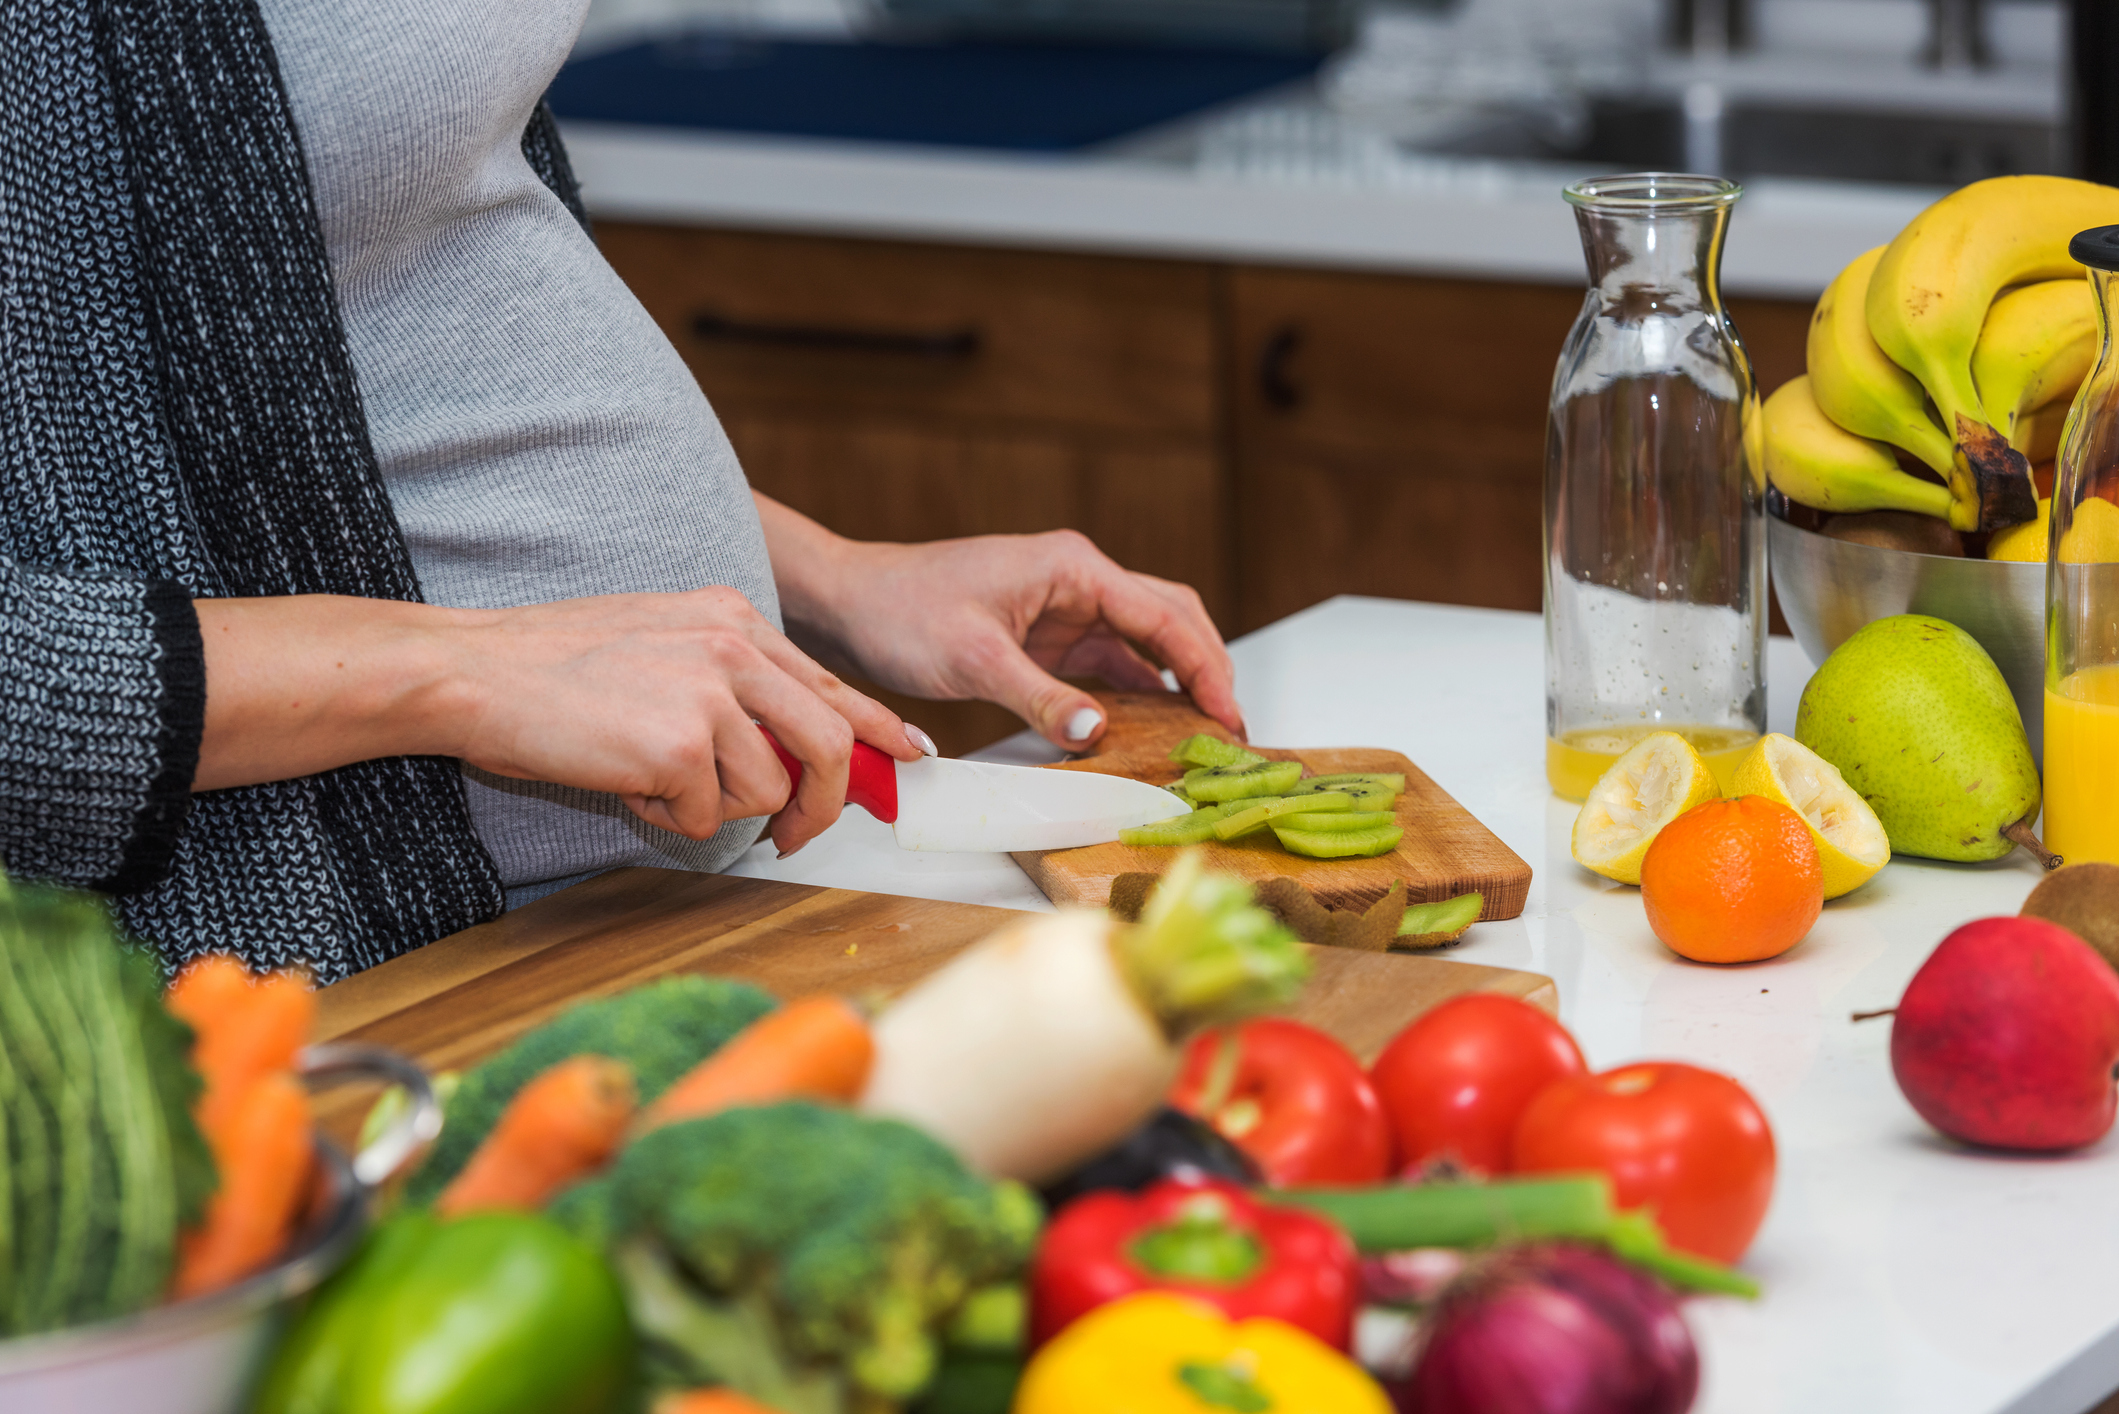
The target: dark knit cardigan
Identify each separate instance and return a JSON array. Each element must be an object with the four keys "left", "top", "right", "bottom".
[{"left": 2, "top": 0, "right": 592, "bottom": 981}]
